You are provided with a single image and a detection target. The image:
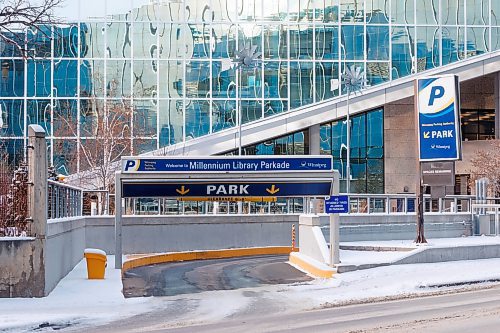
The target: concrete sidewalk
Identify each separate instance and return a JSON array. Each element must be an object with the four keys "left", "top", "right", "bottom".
[{"left": 336, "top": 236, "right": 500, "bottom": 273}]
